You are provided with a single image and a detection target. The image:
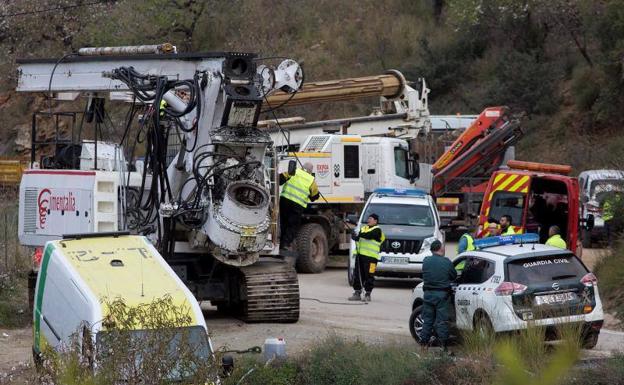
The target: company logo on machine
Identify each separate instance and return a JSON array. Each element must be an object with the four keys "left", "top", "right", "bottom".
[
  {"left": 391, "top": 241, "right": 401, "bottom": 249},
  {"left": 316, "top": 164, "right": 330, "bottom": 178},
  {"left": 552, "top": 282, "right": 560, "bottom": 291},
  {"left": 37, "top": 189, "right": 77, "bottom": 229}
]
